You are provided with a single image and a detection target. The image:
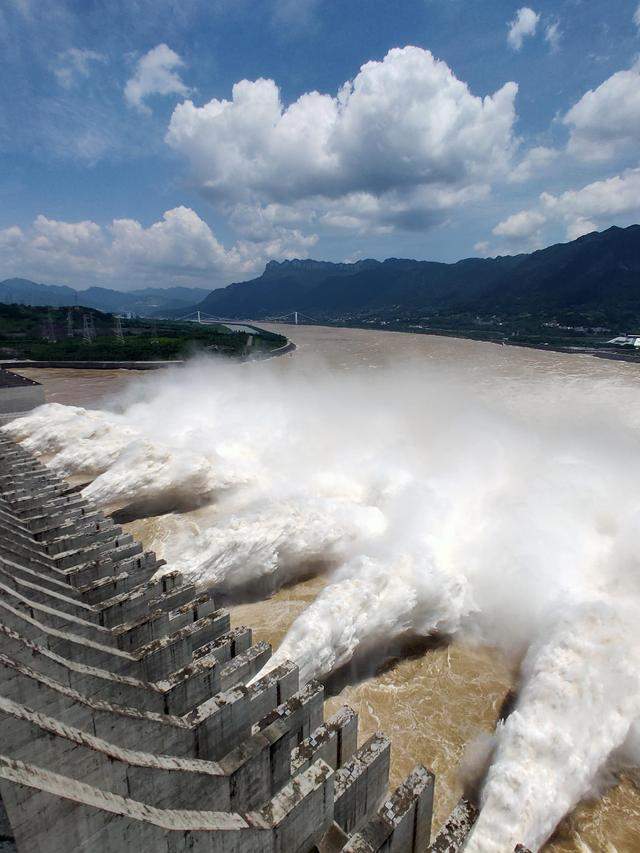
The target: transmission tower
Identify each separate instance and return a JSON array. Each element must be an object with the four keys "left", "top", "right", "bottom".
[
  {"left": 113, "top": 315, "right": 124, "bottom": 343},
  {"left": 42, "top": 312, "right": 57, "bottom": 343},
  {"left": 82, "top": 314, "right": 95, "bottom": 343},
  {"left": 66, "top": 310, "right": 74, "bottom": 338}
]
